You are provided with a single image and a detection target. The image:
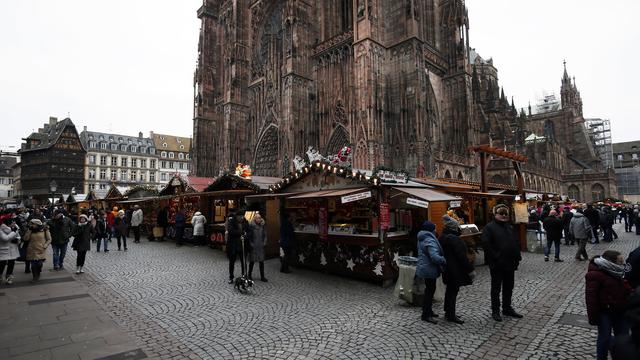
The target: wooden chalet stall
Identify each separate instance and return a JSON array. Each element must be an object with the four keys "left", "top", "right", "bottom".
[
  {"left": 247, "top": 161, "right": 460, "bottom": 286},
  {"left": 202, "top": 174, "right": 280, "bottom": 252},
  {"left": 115, "top": 186, "right": 162, "bottom": 236},
  {"left": 64, "top": 191, "right": 102, "bottom": 216}
]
